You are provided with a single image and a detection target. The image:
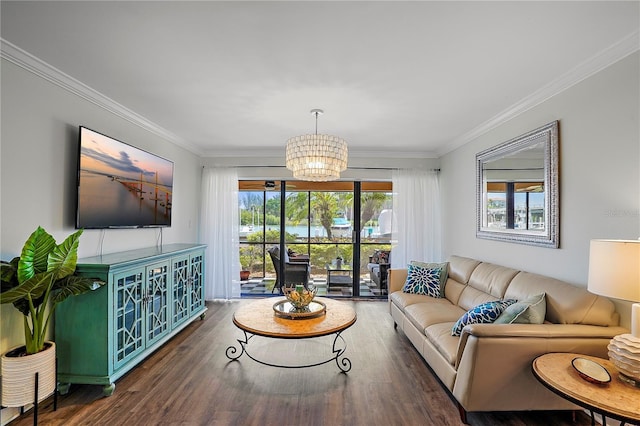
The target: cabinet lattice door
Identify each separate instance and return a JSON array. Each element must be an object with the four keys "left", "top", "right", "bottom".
[
  {"left": 114, "top": 270, "right": 145, "bottom": 369},
  {"left": 172, "top": 250, "right": 205, "bottom": 329},
  {"left": 172, "top": 256, "right": 190, "bottom": 326},
  {"left": 146, "top": 262, "right": 170, "bottom": 346},
  {"left": 189, "top": 252, "right": 204, "bottom": 313}
]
